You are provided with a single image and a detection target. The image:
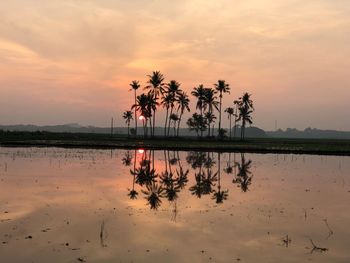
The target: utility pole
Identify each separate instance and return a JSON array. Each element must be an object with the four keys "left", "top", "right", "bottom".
[{"left": 275, "top": 120, "right": 277, "bottom": 131}]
